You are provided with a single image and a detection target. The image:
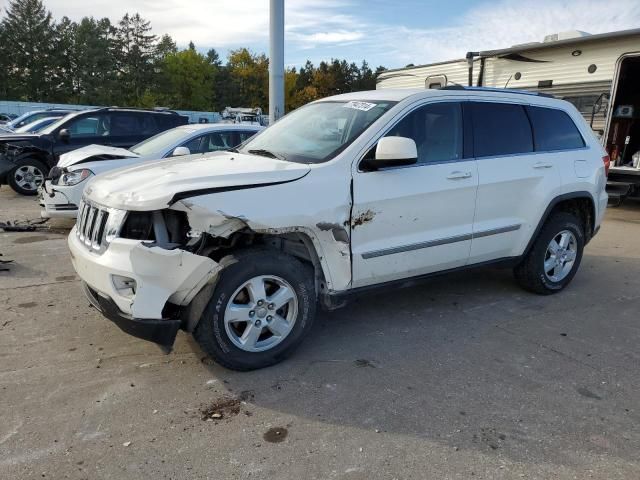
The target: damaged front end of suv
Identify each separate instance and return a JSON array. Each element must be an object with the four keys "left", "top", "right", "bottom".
[
  {"left": 68, "top": 151, "right": 353, "bottom": 359},
  {"left": 68, "top": 97, "right": 398, "bottom": 369}
]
